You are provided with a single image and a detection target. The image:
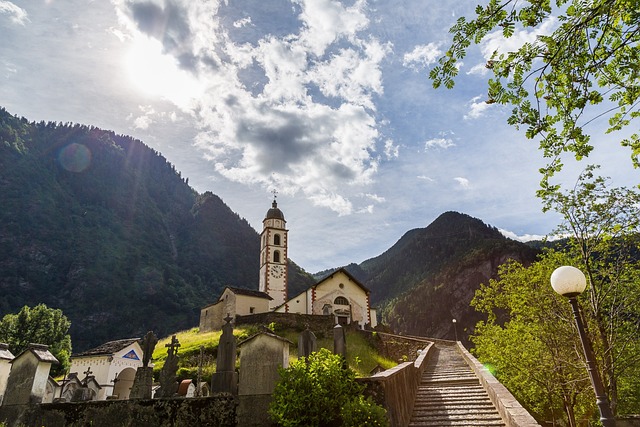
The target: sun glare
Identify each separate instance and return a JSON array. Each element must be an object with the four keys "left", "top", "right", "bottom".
[{"left": 125, "top": 36, "right": 203, "bottom": 106}]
